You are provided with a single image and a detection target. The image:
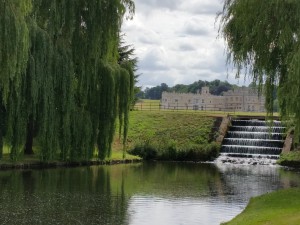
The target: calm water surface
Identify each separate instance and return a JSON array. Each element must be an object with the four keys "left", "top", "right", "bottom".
[{"left": 0, "top": 162, "right": 300, "bottom": 225}]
